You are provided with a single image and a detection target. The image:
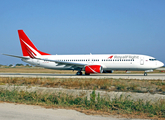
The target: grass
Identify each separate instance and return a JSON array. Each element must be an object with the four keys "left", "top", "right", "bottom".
[
  {"left": 0, "top": 77, "right": 165, "bottom": 94},
  {"left": 0, "top": 88, "right": 164, "bottom": 119}
]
